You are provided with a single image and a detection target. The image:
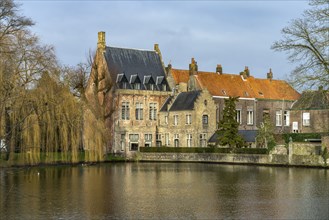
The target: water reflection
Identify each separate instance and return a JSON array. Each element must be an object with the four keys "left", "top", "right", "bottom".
[{"left": 1, "top": 163, "right": 328, "bottom": 219}]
